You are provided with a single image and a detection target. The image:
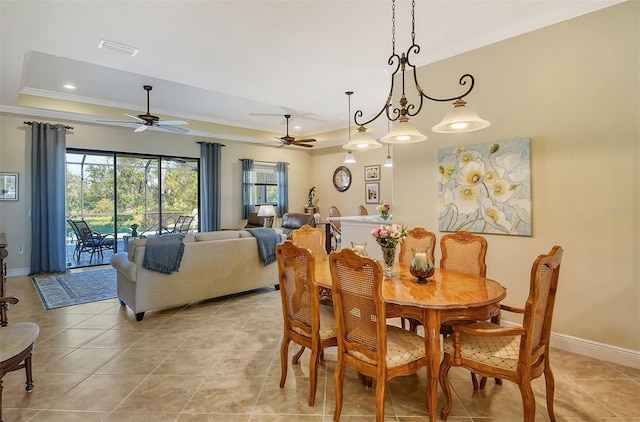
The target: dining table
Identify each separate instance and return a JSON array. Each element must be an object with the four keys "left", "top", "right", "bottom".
[{"left": 314, "top": 259, "right": 507, "bottom": 422}]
